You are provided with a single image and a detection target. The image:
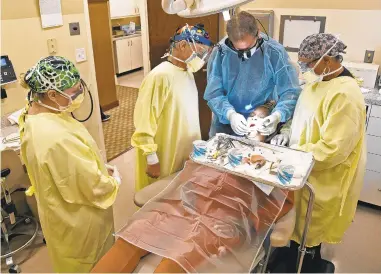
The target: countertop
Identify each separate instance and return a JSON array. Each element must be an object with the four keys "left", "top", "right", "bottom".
[
  {"left": 363, "top": 88, "right": 381, "bottom": 106},
  {"left": 112, "top": 32, "right": 141, "bottom": 41}
]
